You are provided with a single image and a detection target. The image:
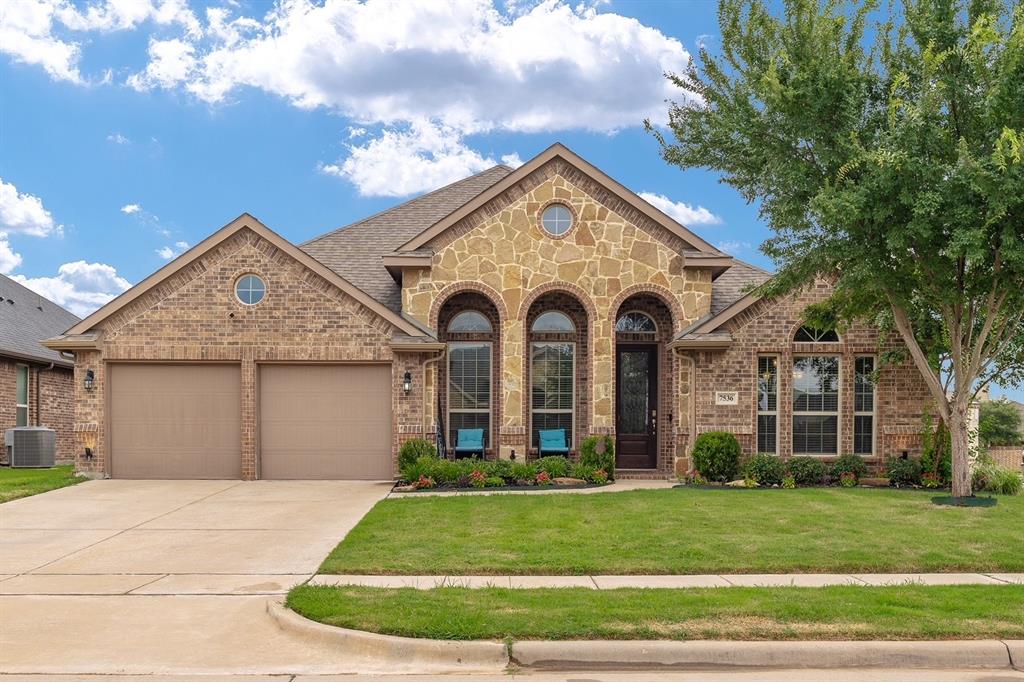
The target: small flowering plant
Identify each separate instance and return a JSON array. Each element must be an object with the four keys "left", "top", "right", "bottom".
[
  {"left": 536, "top": 470, "right": 552, "bottom": 486},
  {"left": 839, "top": 471, "right": 857, "bottom": 488},
  {"left": 591, "top": 468, "right": 609, "bottom": 485},
  {"left": 415, "top": 475, "right": 436, "bottom": 489},
  {"left": 781, "top": 474, "right": 796, "bottom": 489},
  {"left": 922, "top": 472, "right": 943, "bottom": 489},
  {"left": 470, "top": 469, "right": 487, "bottom": 488}
]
